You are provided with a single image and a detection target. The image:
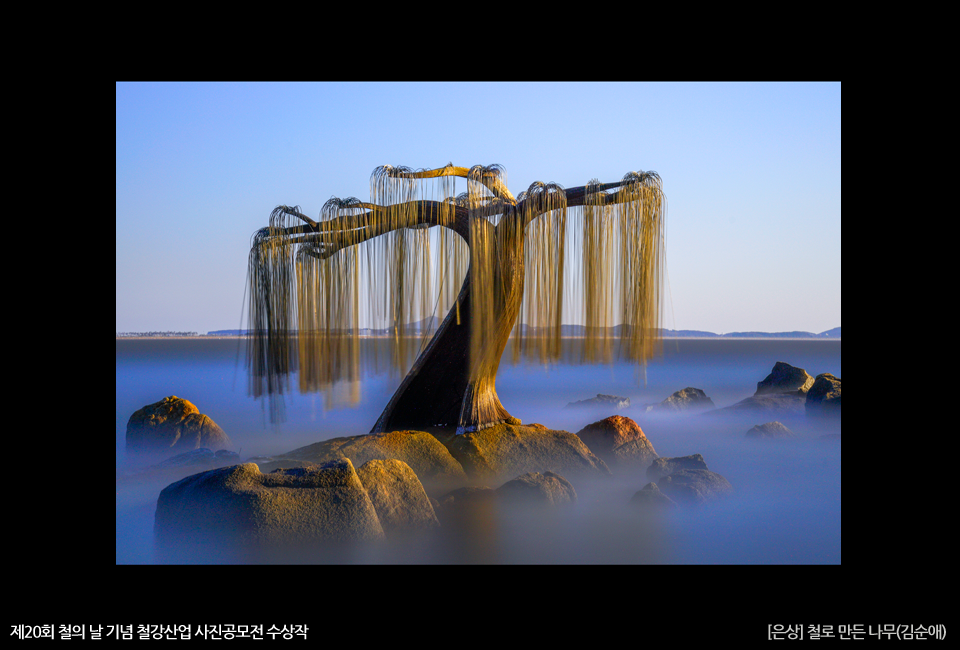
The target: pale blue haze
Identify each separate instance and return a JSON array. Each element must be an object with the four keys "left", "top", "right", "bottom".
[{"left": 116, "top": 82, "right": 841, "bottom": 335}]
